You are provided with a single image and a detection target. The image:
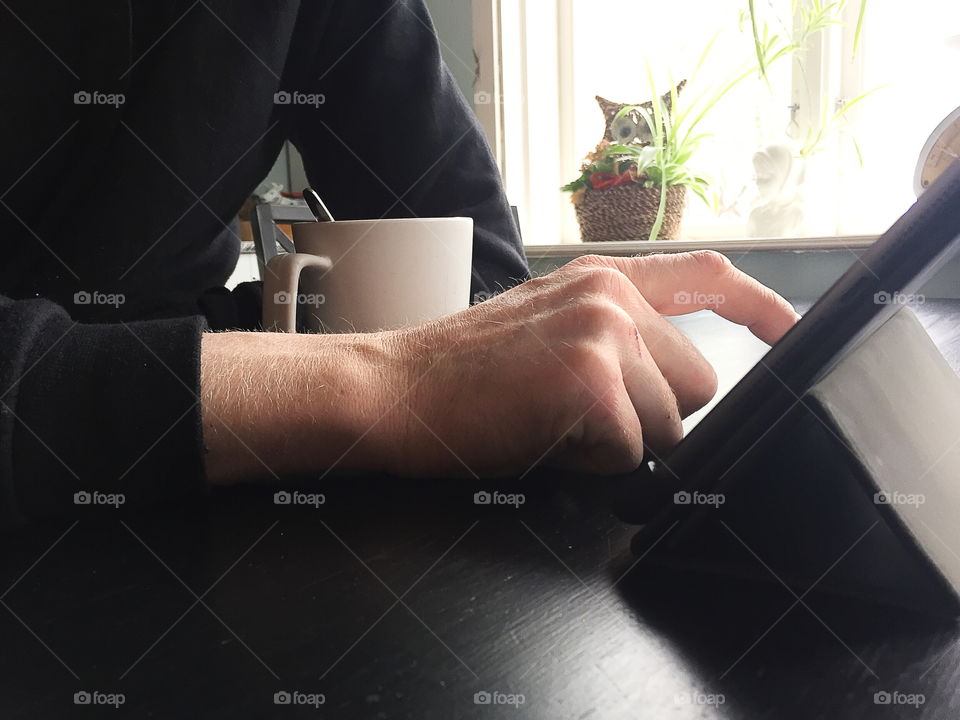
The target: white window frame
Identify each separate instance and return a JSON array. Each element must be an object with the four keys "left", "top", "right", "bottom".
[
  {"left": 472, "top": 0, "right": 505, "bottom": 169},
  {"left": 472, "top": 0, "right": 878, "bottom": 249}
]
